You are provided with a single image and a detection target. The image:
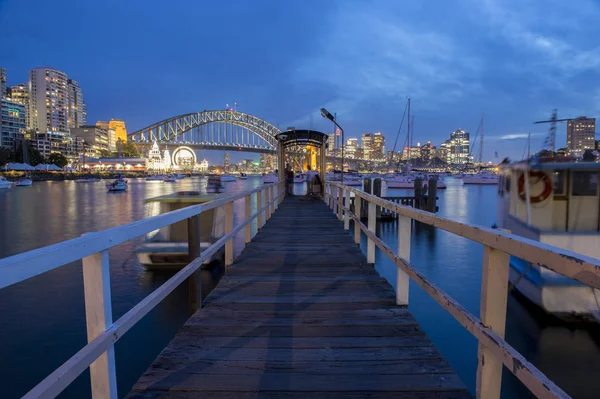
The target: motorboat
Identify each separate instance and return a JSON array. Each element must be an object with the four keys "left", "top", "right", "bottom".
[
  {"left": 106, "top": 176, "right": 127, "bottom": 192},
  {"left": 75, "top": 177, "right": 101, "bottom": 183},
  {"left": 238, "top": 173, "right": 248, "bottom": 180},
  {"left": 0, "top": 176, "right": 11, "bottom": 189},
  {"left": 385, "top": 174, "right": 416, "bottom": 189},
  {"left": 342, "top": 174, "right": 363, "bottom": 186},
  {"left": 263, "top": 173, "right": 278, "bottom": 184},
  {"left": 164, "top": 175, "right": 177, "bottom": 182},
  {"left": 146, "top": 175, "right": 164, "bottom": 181},
  {"left": 293, "top": 173, "right": 306, "bottom": 183},
  {"left": 497, "top": 160, "right": 600, "bottom": 321},
  {"left": 136, "top": 191, "right": 226, "bottom": 270},
  {"left": 15, "top": 178, "right": 33, "bottom": 187},
  {"left": 462, "top": 171, "right": 499, "bottom": 185},
  {"left": 220, "top": 174, "right": 237, "bottom": 182}
]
